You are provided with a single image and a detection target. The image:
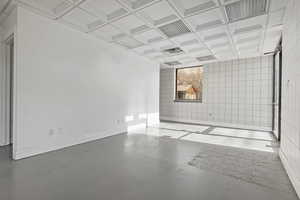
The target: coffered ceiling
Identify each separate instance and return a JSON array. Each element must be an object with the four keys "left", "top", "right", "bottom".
[{"left": 1, "top": 0, "right": 287, "bottom": 67}]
